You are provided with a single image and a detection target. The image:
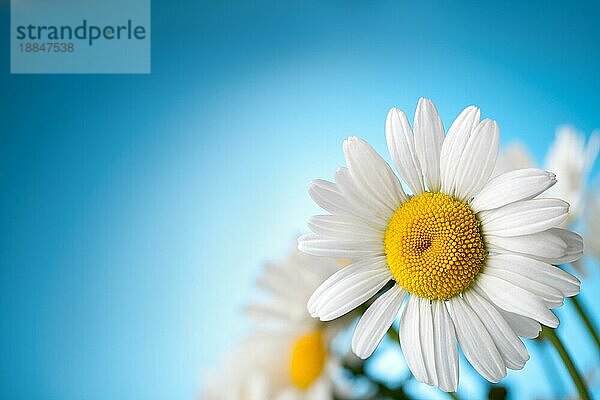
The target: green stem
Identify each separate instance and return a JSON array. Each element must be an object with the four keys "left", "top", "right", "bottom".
[
  {"left": 542, "top": 326, "right": 591, "bottom": 400},
  {"left": 386, "top": 324, "right": 400, "bottom": 345},
  {"left": 372, "top": 379, "right": 410, "bottom": 399},
  {"left": 446, "top": 391, "right": 459, "bottom": 400},
  {"left": 570, "top": 295, "right": 600, "bottom": 350}
]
